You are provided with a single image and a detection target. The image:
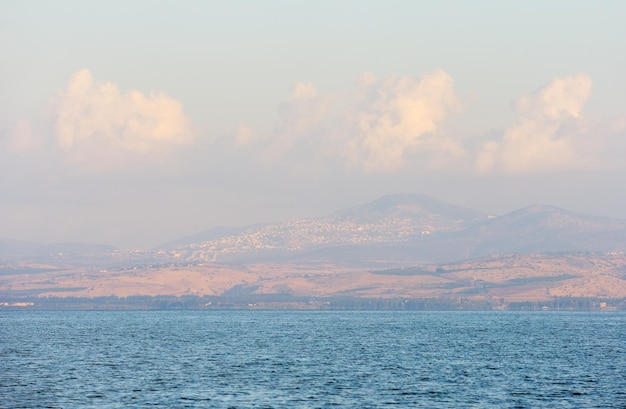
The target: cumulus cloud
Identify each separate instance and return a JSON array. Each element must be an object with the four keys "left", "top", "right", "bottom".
[
  {"left": 260, "top": 81, "right": 330, "bottom": 164},
  {"left": 344, "top": 70, "right": 462, "bottom": 171},
  {"left": 288, "top": 81, "right": 318, "bottom": 100},
  {"left": 52, "top": 69, "right": 193, "bottom": 169},
  {"left": 261, "top": 70, "right": 462, "bottom": 172},
  {"left": 234, "top": 124, "right": 257, "bottom": 146},
  {"left": 477, "top": 73, "right": 593, "bottom": 174}
]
